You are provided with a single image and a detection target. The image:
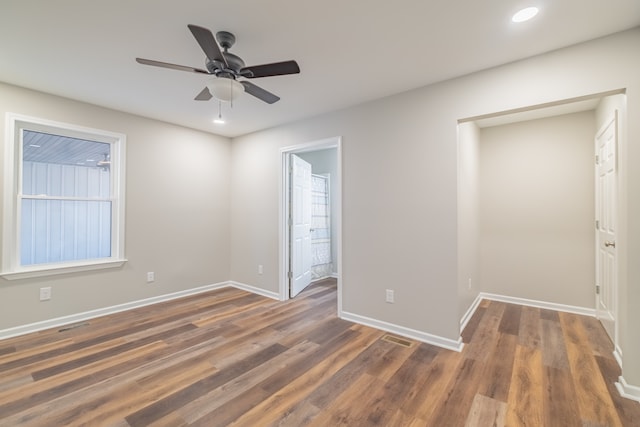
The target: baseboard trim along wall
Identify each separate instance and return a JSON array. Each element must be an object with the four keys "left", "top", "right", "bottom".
[
  {"left": 460, "top": 294, "right": 484, "bottom": 333},
  {"left": 478, "top": 292, "right": 597, "bottom": 317},
  {"left": 616, "top": 376, "right": 640, "bottom": 403},
  {"left": 614, "top": 346, "right": 624, "bottom": 369},
  {"left": 341, "top": 311, "right": 464, "bottom": 352},
  {"left": 460, "top": 292, "right": 597, "bottom": 336},
  {"left": 0, "top": 281, "right": 233, "bottom": 340},
  {"left": 1, "top": 277, "right": 462, "bottom": 354},
  {"left": 7, "top": 283, "right": 637, "bottom": 401},
  {"left": 227, "top": 281, "right": 280, "bottom": 301}
]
